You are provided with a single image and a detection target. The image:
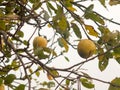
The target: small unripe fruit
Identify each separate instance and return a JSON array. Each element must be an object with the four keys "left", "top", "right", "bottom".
[
  {"left": 33, "top": 36, "right": 47, "bottom": 49},
  {"left": 0, "top": 84, "right": 5, "bottom": 90},
  {"left": 77, "top": 39, "right": 96, "bottom": 59}
]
